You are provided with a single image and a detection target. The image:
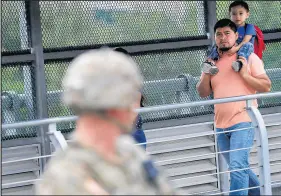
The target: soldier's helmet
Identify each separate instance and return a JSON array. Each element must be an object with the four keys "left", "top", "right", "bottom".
[{"left": 62, "top": 48, "right": 143, "bottom": 114}]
